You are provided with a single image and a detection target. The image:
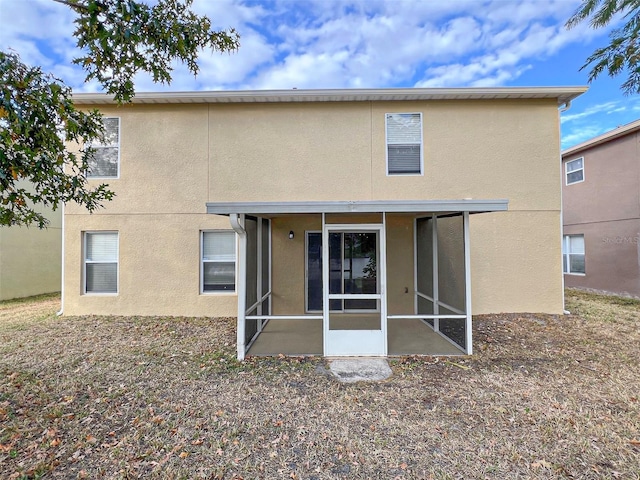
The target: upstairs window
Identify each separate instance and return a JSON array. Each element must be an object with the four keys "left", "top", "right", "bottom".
[
  {"left": 201, "top": 231, "right": 237, "bottom": 292},
  {"left": 386, "top": 113, "right": 423, "bottom": 175},
  {"left": 565, "top": 157, "right": 584, "bottom": 185},
  {"left": 563, "top": 234, "right": 585, "bottom": 274},
  {"left": 88, "top": 117, "right": 120, "bottom": 178}
]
